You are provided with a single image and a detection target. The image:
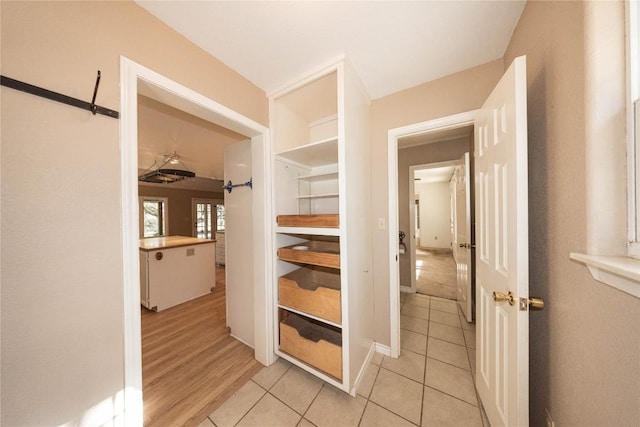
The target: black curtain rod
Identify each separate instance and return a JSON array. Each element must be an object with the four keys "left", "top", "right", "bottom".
[{"left": 0, "top": 72, "right": 119, "bottom": 119}]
